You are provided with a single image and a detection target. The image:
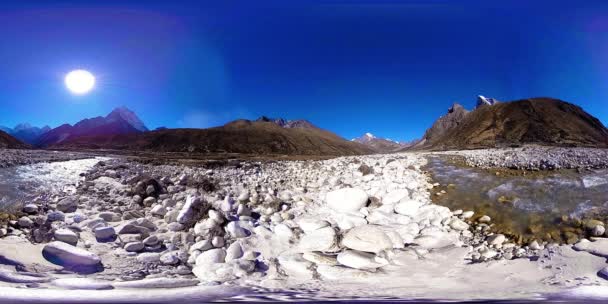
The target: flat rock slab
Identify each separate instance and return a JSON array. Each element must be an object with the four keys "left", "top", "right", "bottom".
[
  {"left": 42, "top": 241, "right": 102, "bottom": 273},
  {"left": 573, "top": 238, "right": 608, "bottom": 258},
  {"left": 0, "top": 285, "right": 246, "bottom": 303},
  {"left": 112, "top": 278, "right": 200, "bottom": 289},
  {"left": 51, "top": 278, "right": 113, "bottom": 290},
  {"left": 0, "top": 269, "right": 50, "bottom": 284}
]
